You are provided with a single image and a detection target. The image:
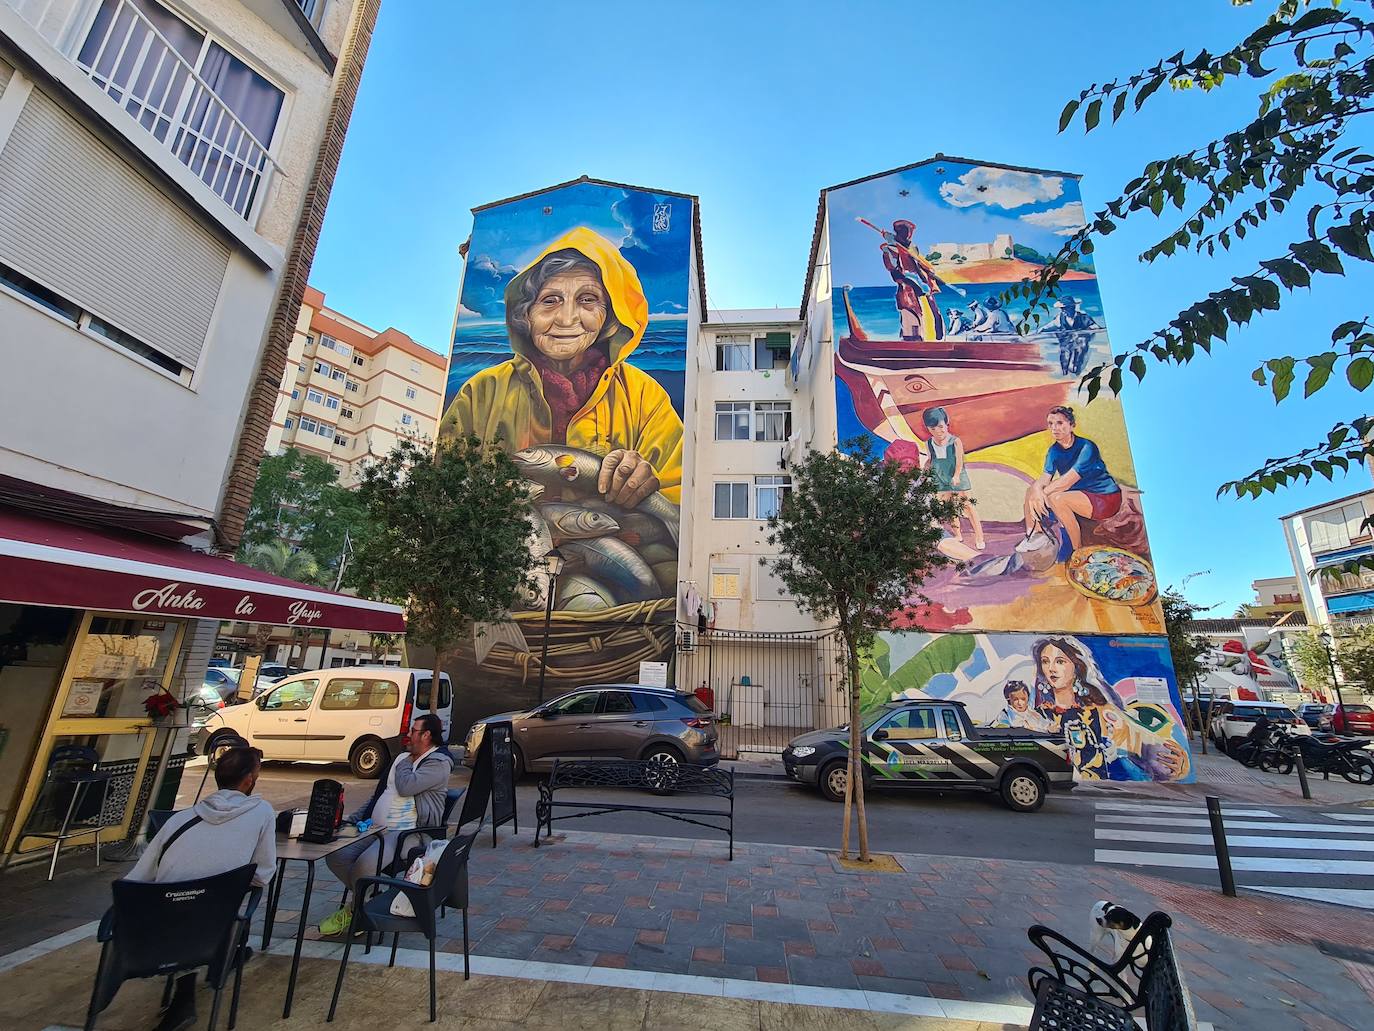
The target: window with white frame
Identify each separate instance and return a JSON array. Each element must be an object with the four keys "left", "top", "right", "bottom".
[
  {"left": 334, "top": 433, "right": 349, "bottom": 446},
  {"left": 316, "top": 422, "right": 333, "bottom": 438},
  {"left": 284, "top": 417, "right": 294, "bottom": 429},
  {"left": 1306, "top": 501, "right": 1372, "bottom": 553},
  {"left": 299, "top": 416, "right": 318, "bottom": 433},
  {"left": 306, "top": 388, "right": 324, "bottom": 404},
  {"left": 352, "top": 355, "right": 365, "bottom": 367},
  {"left": 406, "top": 387, "right": 417, "bottom": 400},
  {"left": 340, "top": 407, "right": 355, "bottom": 420},
  {"left": 325, "top": 395, "right": 340, "bottom": 410},
  {"left": 313, "top": 361, "right": 330, "bottom": 376},
  {"left": 330, "top": 368, "right": 345, "bottom": 382},
  {"left": 345, "top": 380, "right": 360, "bottom": 393},
  {"left": 290, "top": 388, "right": 299, "bottom": 399},
  {"left": 754, "top": 401, "right": 792, "bottom": 442},
  {"left": 78, "top": 0, "right": 287, "bottom": 220},
  {"left": 715, "top": 334, "right": 751, "bottom": 371},
  {"left": 714, "top": 402, "right": 751, "bottom": 441},
  {"left": 714, "top": 482, "right": 750, "bottom": 519},
  {"left": 401, "top": 413, "right": 414, "bottom": 426},
  {"left": 755, "top": 332, "right": 792, "bottom": 370},
  {"left": 306, "top": 334, "right": 316, "bottom": 348},
  {"left": 298, "top": 362, "right": 306, "bottom": 374},
  {"left": 755, "top": 475, "right": 792, "bottom": 519}
]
